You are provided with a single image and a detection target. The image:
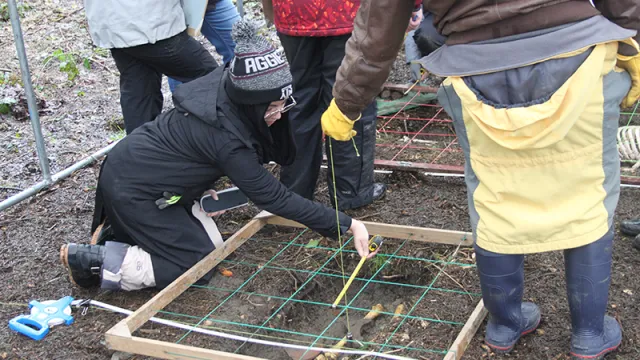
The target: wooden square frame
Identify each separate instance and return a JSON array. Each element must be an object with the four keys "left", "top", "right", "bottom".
[{"left": 105, "top": 211, "right": 487, "bottom": 360}]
